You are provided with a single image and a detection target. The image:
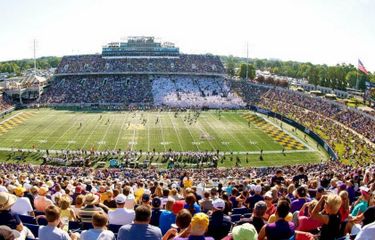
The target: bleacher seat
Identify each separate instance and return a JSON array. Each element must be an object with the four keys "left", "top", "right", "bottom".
[
  {"left": 34, "top": 211, "right": 44, "bottom": 216},
  {"left": 230, "top": 214, "right": 241, "bottom": 222},
  {"left": 24, "top": 223, "right": 39, "bottom": 238},
  {"left": 81, "top": 222, "right": 94, "bottom": 230},
  {"left": 108, "top": 224, "right": 122, "bottom": 234},
  {"left": 243, "top": 213, "right": 251, "bottom": 218},
  {"left": 232, "top": 208, "right": 250, "bottom": 215},
  {"left": 68, "top": 221, "right": 81, "bottom": 232},
  {"left": 19, "top": 214, "right": 37, "bottom": 225}
]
